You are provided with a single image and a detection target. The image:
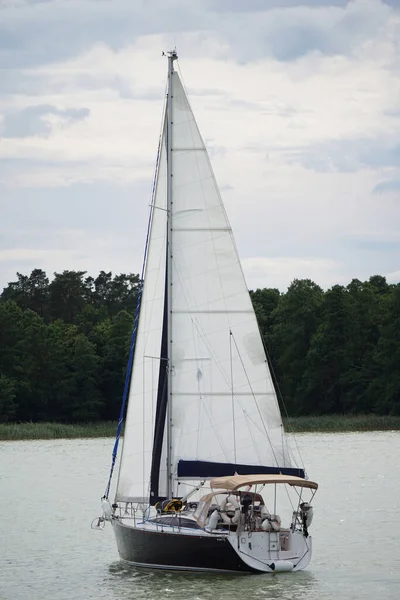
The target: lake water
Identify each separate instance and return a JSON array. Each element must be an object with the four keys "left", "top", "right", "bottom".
[{"left": 1, "top": 432, "right": 399, "bottom": 600}]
